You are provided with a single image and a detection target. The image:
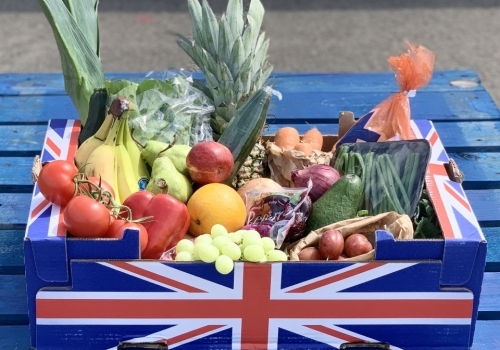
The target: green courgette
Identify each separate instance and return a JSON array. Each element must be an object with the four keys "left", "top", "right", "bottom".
[
  {"left": 305, "top": 173, "right": 364, "bottom": 233},
  {"left": 218, "top": 86, "right": 272, "bottom": 186}
]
